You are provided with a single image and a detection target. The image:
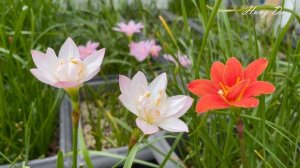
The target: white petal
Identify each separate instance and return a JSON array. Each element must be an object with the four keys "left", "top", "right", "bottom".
[
  {"left": 119, "top": 75, "right": 131, "bottom": 94},
  {"left": 158, "top": 118, "right": 188, "bottom": 132},
  {"left": 131, "top": 71, "right": 148, "bottom": 96},
  {"left": 119, "top": 94, "right": 139, "bottom": 116},
  {"left": 149, "top": 73, "right": 167, "bottom": 94},
  {"left": 160, "top": 95, "right": 193, "bottom": 118},
  {"left": 30, "top": 69, "right": 56, "bottom": 86},
  {"left": 58, "top": 37, "right": 80, "bottom": 59},
  {"left": 82, "top": 48, "right": 105, "bottom": 82},
  {"left": 136, "top": 118, "right": 159, "bottom": 135}
]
